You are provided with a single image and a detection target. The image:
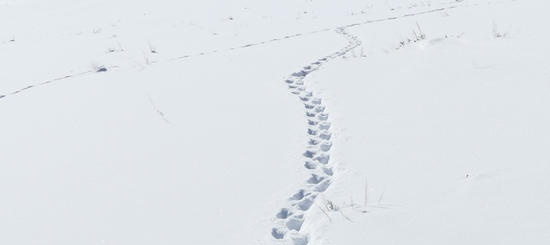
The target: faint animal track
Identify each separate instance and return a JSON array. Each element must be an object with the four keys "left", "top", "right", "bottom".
[
  {"left": 0, "top": 71, "right": 92, "bottom": 102},
  {"left": 1, "top": 4, "right": 466, "bottom": 105}
]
